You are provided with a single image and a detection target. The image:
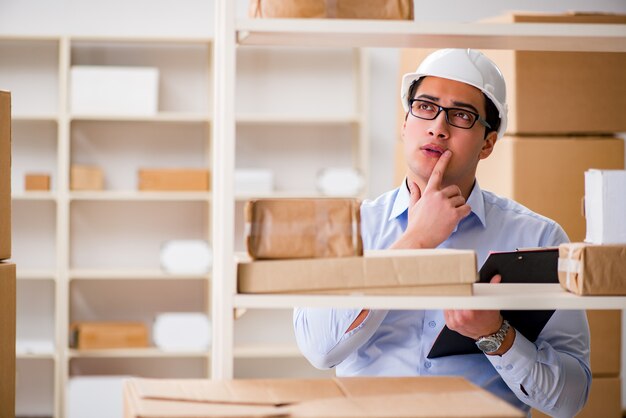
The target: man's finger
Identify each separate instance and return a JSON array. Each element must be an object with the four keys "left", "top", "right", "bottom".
[
  {"left": 425, "top": 150, "right": 451, "bottom": 192},
  {"left": 490, "top": 274, "right": 502, "bottom": 284},
  {"left": 408, "top": 181, "right": 421, "bottom": 208}
]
